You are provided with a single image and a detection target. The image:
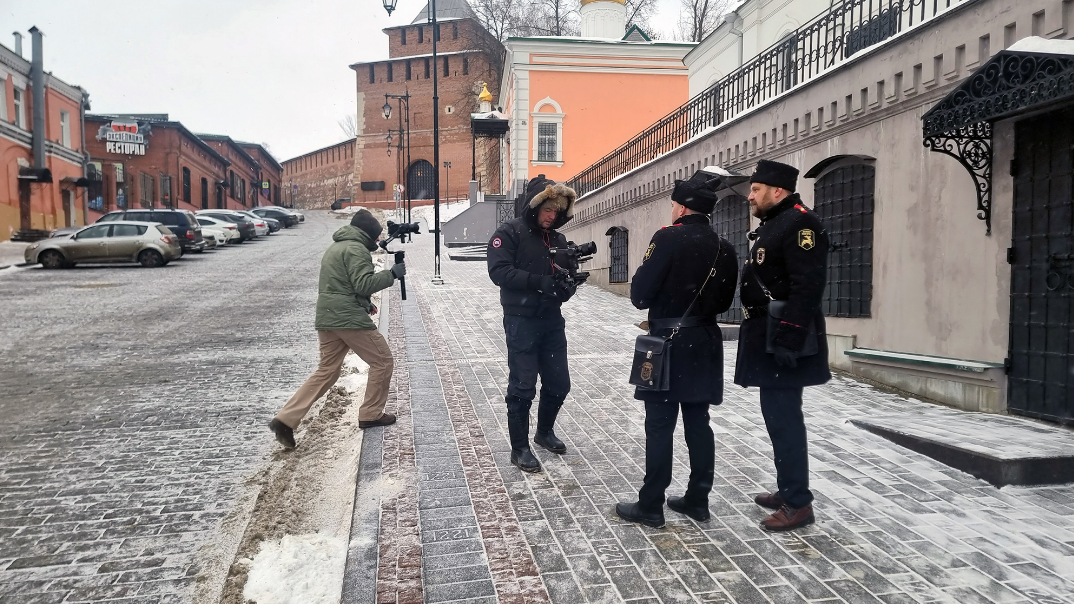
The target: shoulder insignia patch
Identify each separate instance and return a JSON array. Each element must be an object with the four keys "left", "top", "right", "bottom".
[
  {"left": 644, "top": 242, "right": 656, "bottom": 260},
  {"left": 492, "top": 237, "right": 502, "bottom": 248},
  {"left": 795, "top": 204, "right": 807, "bottom": 213},
  {"left": 756, "top": 247, "right": 766, "bottom": 264},
  {"left": 798, "top": 229, "right": 815, "bottom": 250}
]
